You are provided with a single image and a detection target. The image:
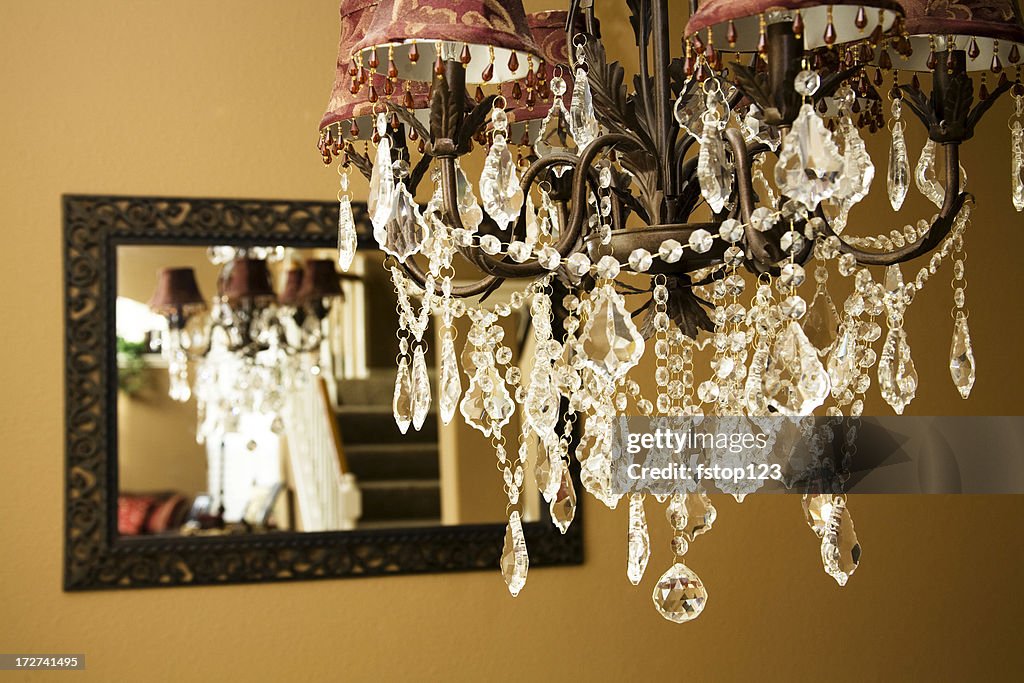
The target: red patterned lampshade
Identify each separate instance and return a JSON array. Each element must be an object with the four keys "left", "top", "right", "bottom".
[
  {"left": 298, "top": 259, "right": 346, "bottom": 301},
  {"left": 222, "top": 258, "right": 276, "bottom": 305},
  {"left": 320, "top": 0, "right": 431, "bottom": 139},
  {"left": 148, "top": 268, "right": 206, "bottom": 315},
  {"left": 893, "top": 0, "right": 1024, "bottom": 72},
  {"left": 350, "top": 0, "right": 542, "bottom": 84},
  {"left": 504, "top": 10, "right": 585, "bottom": 143},
  {"left": 686, "top": 0, "right": 903, "bottom": 52}
]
